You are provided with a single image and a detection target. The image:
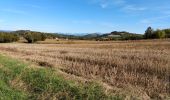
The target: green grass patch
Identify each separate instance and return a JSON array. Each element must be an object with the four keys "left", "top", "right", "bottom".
[
  {"left": 0, "top": 54, "right": 123, "bottom": 100},
  {"left": 0, "top": 55, "right": 28, "bottom": 100},
  {"left": 21, "top": 68, "right": 110, "bottom": 100}
]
